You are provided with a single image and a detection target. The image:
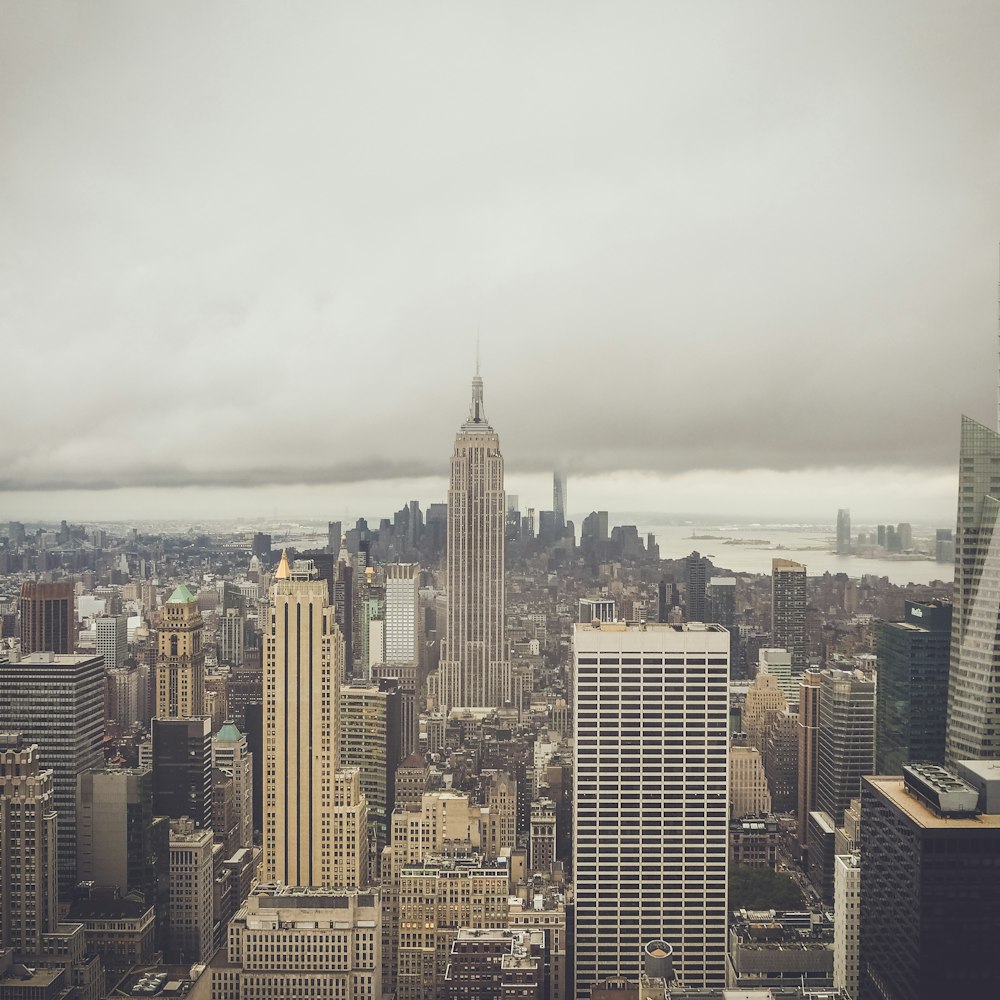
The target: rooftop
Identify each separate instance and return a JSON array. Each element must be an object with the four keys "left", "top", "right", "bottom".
[
  {"left": 165, "top": 584, "right": 196, "bottom": 604},
  {"left": 865, "top": 775, "right": 1000, "bottom": 830},
  {"left": 214, "top": 721, "right": 243, "bottom": 743}
]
